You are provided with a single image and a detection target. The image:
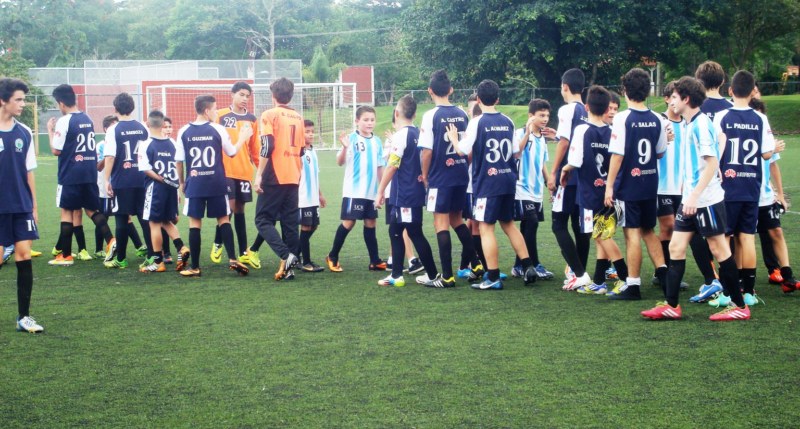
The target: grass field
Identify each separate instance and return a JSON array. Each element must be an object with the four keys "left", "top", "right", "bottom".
[{"left": 2, "top": 131, "right": 799, "bottom": 427}]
